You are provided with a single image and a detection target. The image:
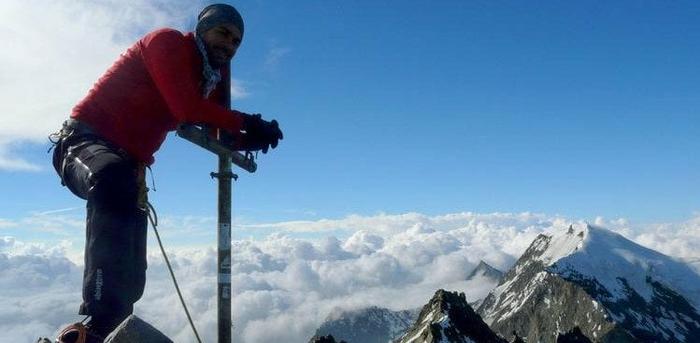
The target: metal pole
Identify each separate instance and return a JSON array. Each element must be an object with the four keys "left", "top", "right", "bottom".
[
  {"left": 178, "top": 64, "right": 257, "bottom": 343},
  {"left": 216, "top": 154, "right": 234, "bottom": 343},
  {"left": 219, "top": 60, "right": 233, "bottom": 343}
]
